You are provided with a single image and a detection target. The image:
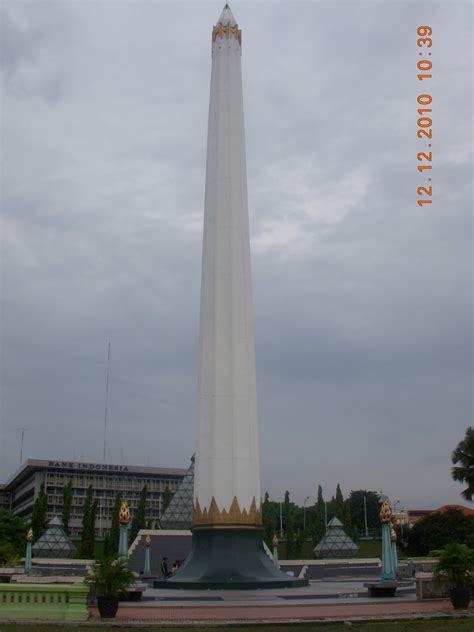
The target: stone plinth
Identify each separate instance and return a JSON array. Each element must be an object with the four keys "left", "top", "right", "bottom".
[{"left": 0, "top": 583, "right": 89, "bottom": 621}]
